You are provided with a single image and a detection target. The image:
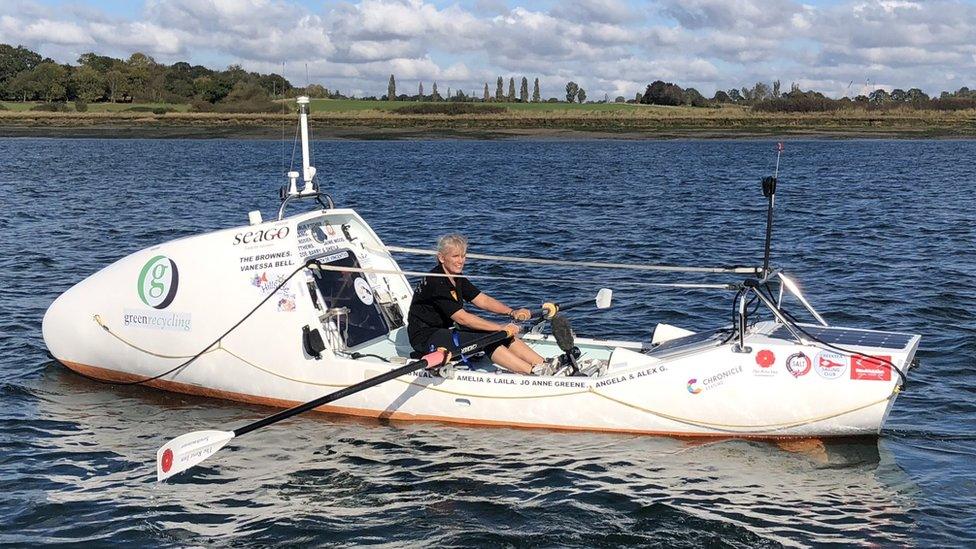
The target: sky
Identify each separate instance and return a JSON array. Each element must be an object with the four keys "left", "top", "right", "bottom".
[{"left": 2, "top": 0, "right": 975, "bottom": 100}]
